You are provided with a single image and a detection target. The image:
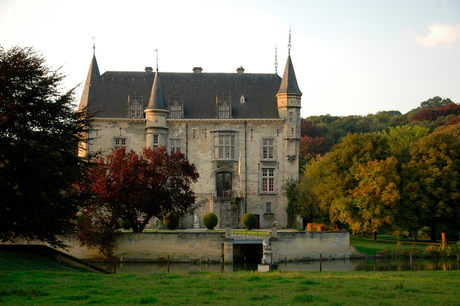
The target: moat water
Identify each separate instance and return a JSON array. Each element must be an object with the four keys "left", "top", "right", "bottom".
[{"left": 92, "top": 258, "right": 459, "bottom": 274}]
